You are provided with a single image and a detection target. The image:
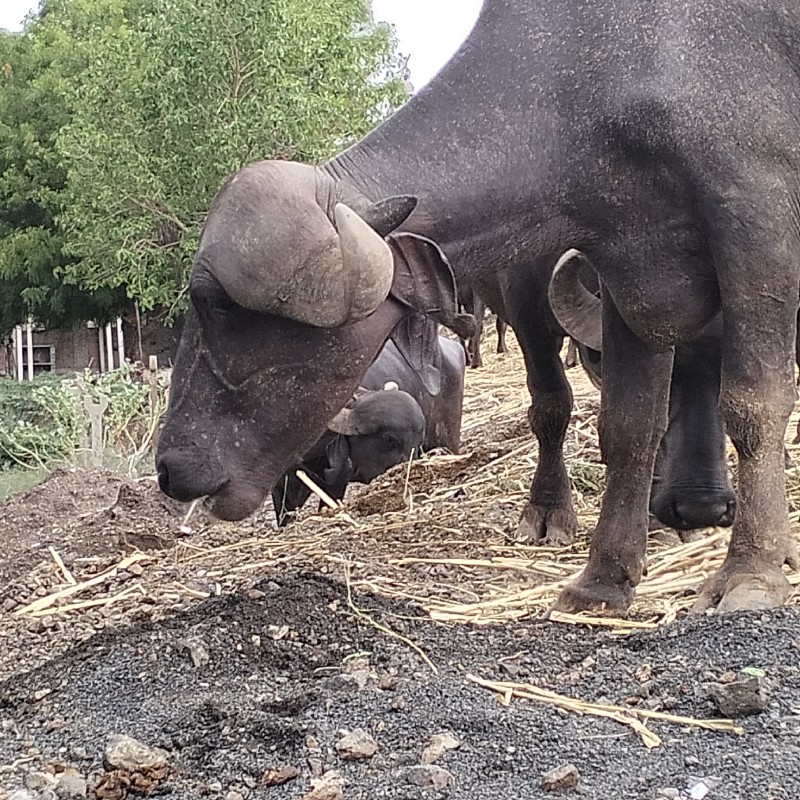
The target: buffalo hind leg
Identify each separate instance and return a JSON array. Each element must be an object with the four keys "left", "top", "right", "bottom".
[
  {"left": 555, "top": 294, "right": 673, "bottom": 614},
  {"left": 514, "top": 322, "right": 578, "bottom": 546},
  {"left": 693, "top": 230, "right": 799, "bottom": 612}
]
